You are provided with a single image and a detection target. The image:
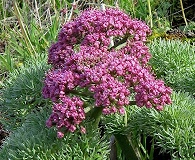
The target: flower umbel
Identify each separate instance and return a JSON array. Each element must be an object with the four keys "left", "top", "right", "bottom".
[{"left": 42, "top": 8, "right": 172, "bottom": 138}]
